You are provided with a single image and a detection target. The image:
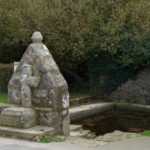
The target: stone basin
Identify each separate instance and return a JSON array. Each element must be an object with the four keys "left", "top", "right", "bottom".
[{"left": 70, "top": 102, "right": 150, "bottom": 135}]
